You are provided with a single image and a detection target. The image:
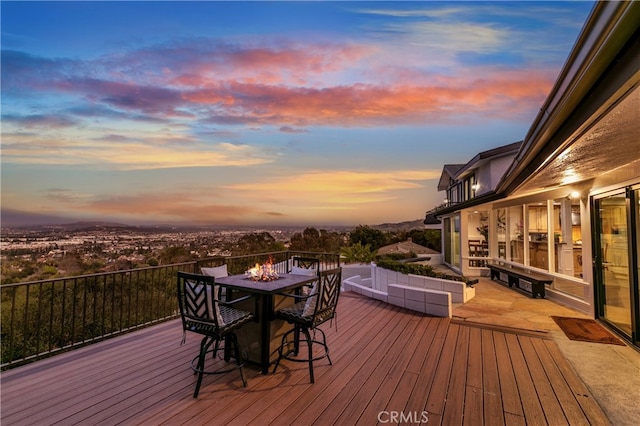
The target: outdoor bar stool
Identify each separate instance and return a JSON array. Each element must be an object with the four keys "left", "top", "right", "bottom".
[
  {"left": 272, "top": 267, "right": 342, "bottom": 383},
  {"left": 290, "top": 256, "right": 320, "bottom": 274},
  {"left": 177, "top": 272, "right": 254, "bottom": 397},
  {"left": 289, "top": 256, "right": 321, "bottom": 296}
]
